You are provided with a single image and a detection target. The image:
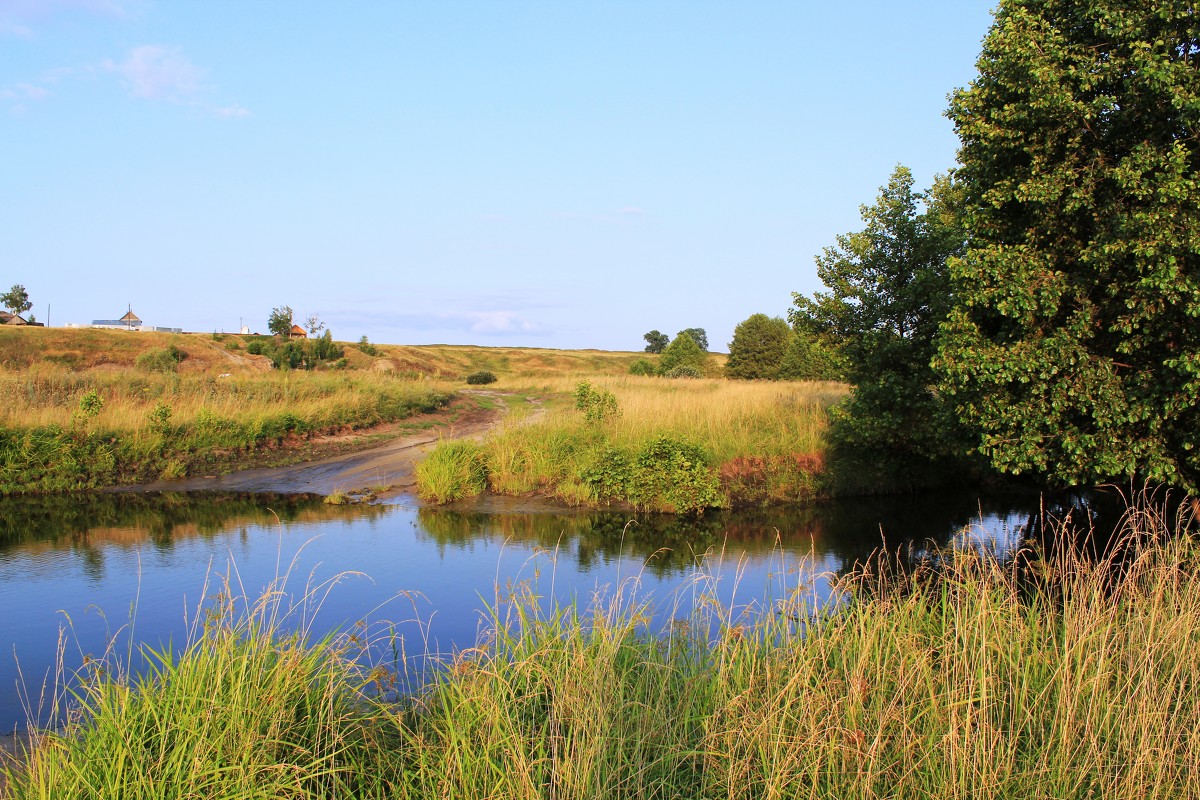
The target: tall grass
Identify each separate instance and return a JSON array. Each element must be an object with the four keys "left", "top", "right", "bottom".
[
  {"left": 418, "top": 377, "right": 847, "bottom": 510},
  {"left": 7, "top": 499, "right": 1197, "bottom": 799},
  {"left": 0, "top": 367, "right": 453, "bottom": 494}
]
